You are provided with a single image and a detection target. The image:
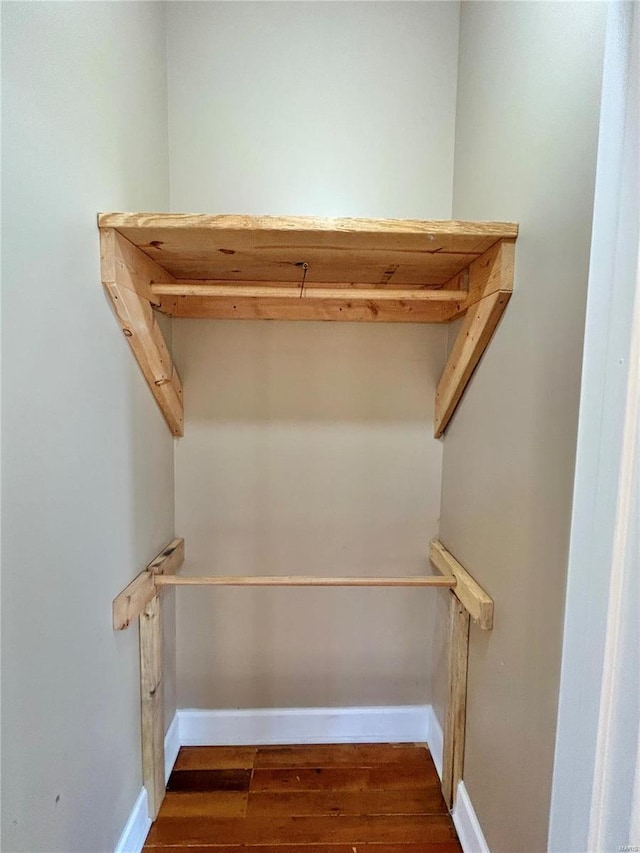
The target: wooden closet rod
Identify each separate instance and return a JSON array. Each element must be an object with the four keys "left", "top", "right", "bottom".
[{"left": 154, "top": 575, "right": 456, "bottom": 588}]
